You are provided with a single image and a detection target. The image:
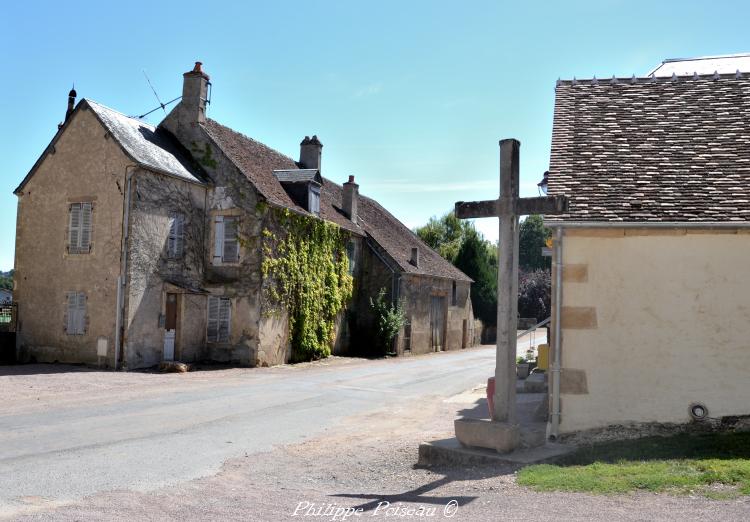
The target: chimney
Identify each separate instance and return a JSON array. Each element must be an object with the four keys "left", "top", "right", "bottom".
[
  {"left": 410, "top": 247, "right": 420, "bottom": 268},
  {"left": 181, "top": 61, "right": 210, "bottom": 124},
  {"left": 342, "top": 175, "right": 359, "bottom": 224},
  {"left": 66, "top": 86, "right": 76, "bottom": 121},
  {"left": 58, "top": 86, "right": 77, "bottom": 130},
  {"left": 299, "top": 135, "right": 323, "bottom": 170}
]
